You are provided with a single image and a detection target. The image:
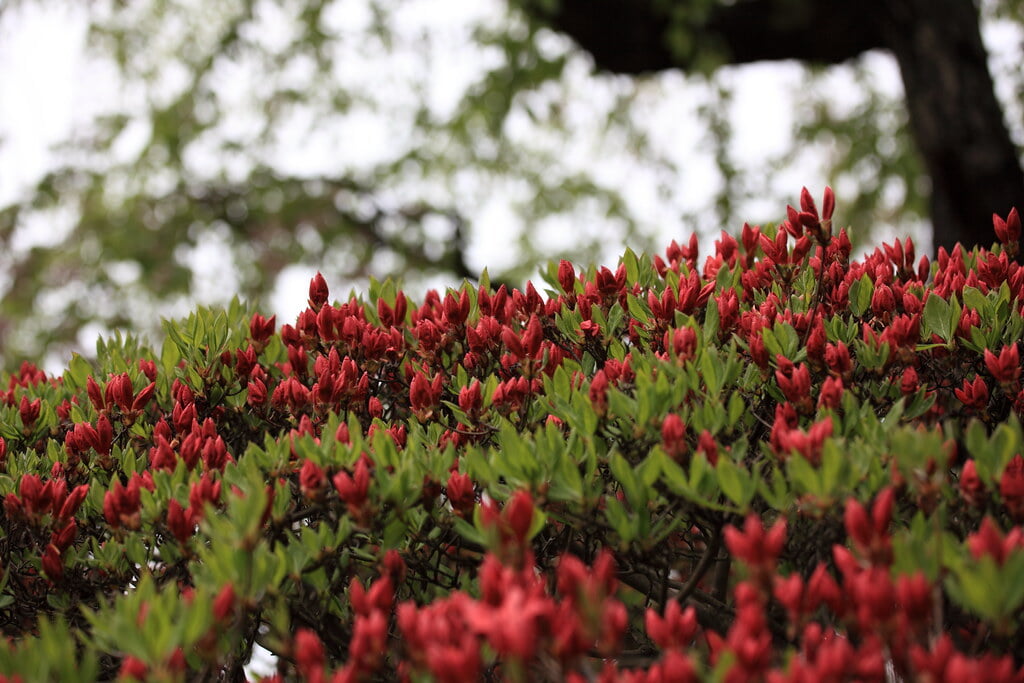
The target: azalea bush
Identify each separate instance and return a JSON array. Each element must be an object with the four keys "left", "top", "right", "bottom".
[{"left": 1, "top": 189, "right": 1024, "bottom": 682}]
